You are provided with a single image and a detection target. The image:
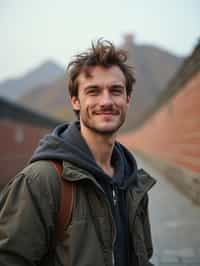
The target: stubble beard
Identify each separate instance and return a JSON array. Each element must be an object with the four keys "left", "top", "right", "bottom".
[{"left": 80, "top": 108, "right": 126, "bottom": 136}]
